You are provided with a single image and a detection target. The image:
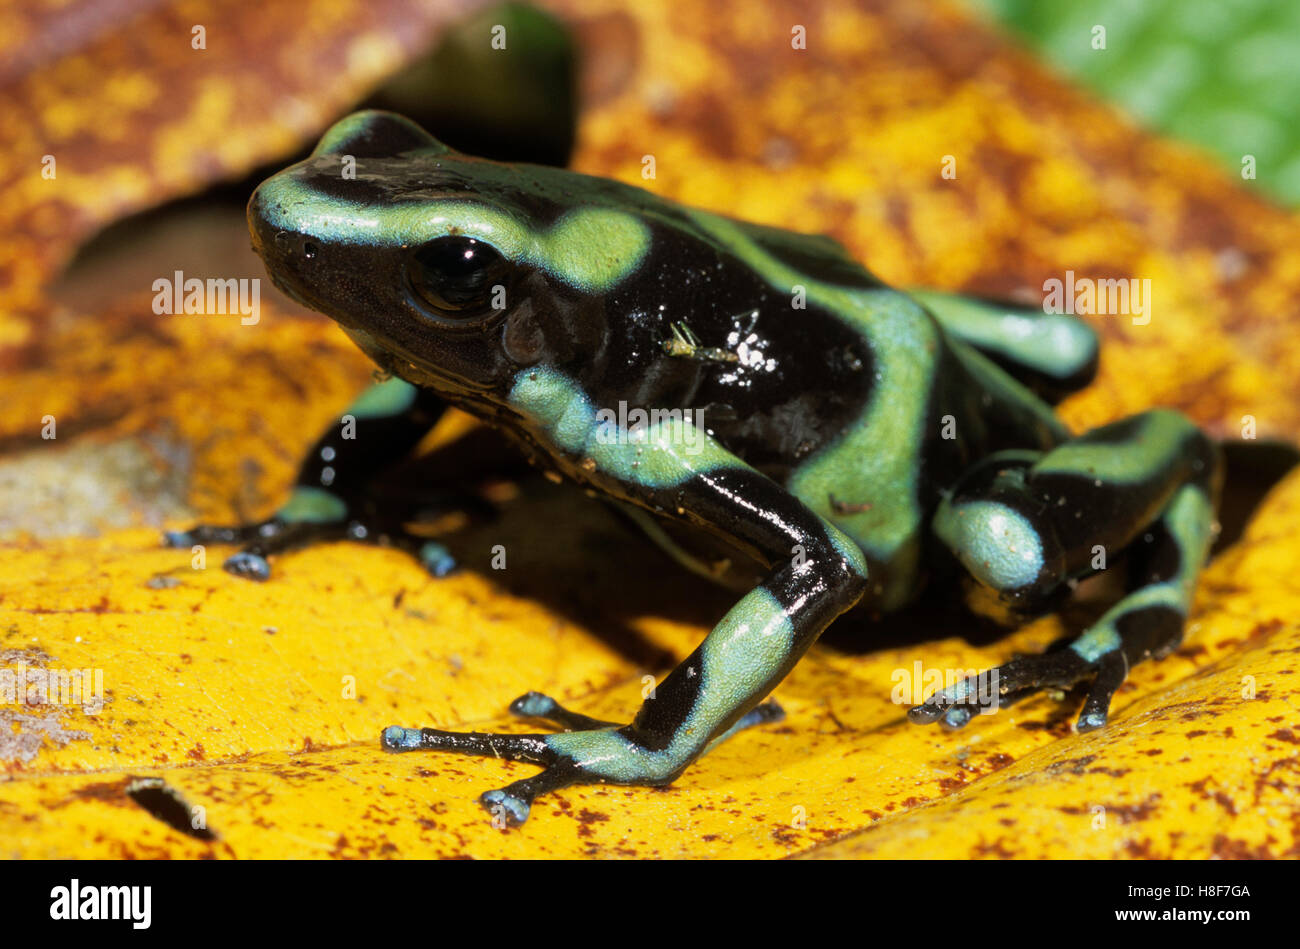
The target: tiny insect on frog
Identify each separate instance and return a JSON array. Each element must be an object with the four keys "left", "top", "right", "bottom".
[{"left": 167, "top": 111, "right": 1221, "bottom": 825}]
